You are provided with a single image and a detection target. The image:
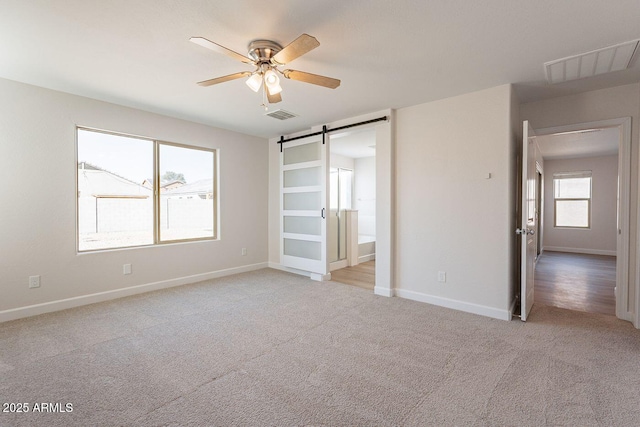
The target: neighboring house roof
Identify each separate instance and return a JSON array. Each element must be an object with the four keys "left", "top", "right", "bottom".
[
  {"left": 78, "top": 163, "right": 152, "bottom": 198},
  {"left": 162, "top": 179, "right": 213, "bottom": 196},
  {"left": 161, "top": 180, "right": 185, "bottom": 190},
  {"left": 142, "top": 178, "right": 185, "bottom": 189}
]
